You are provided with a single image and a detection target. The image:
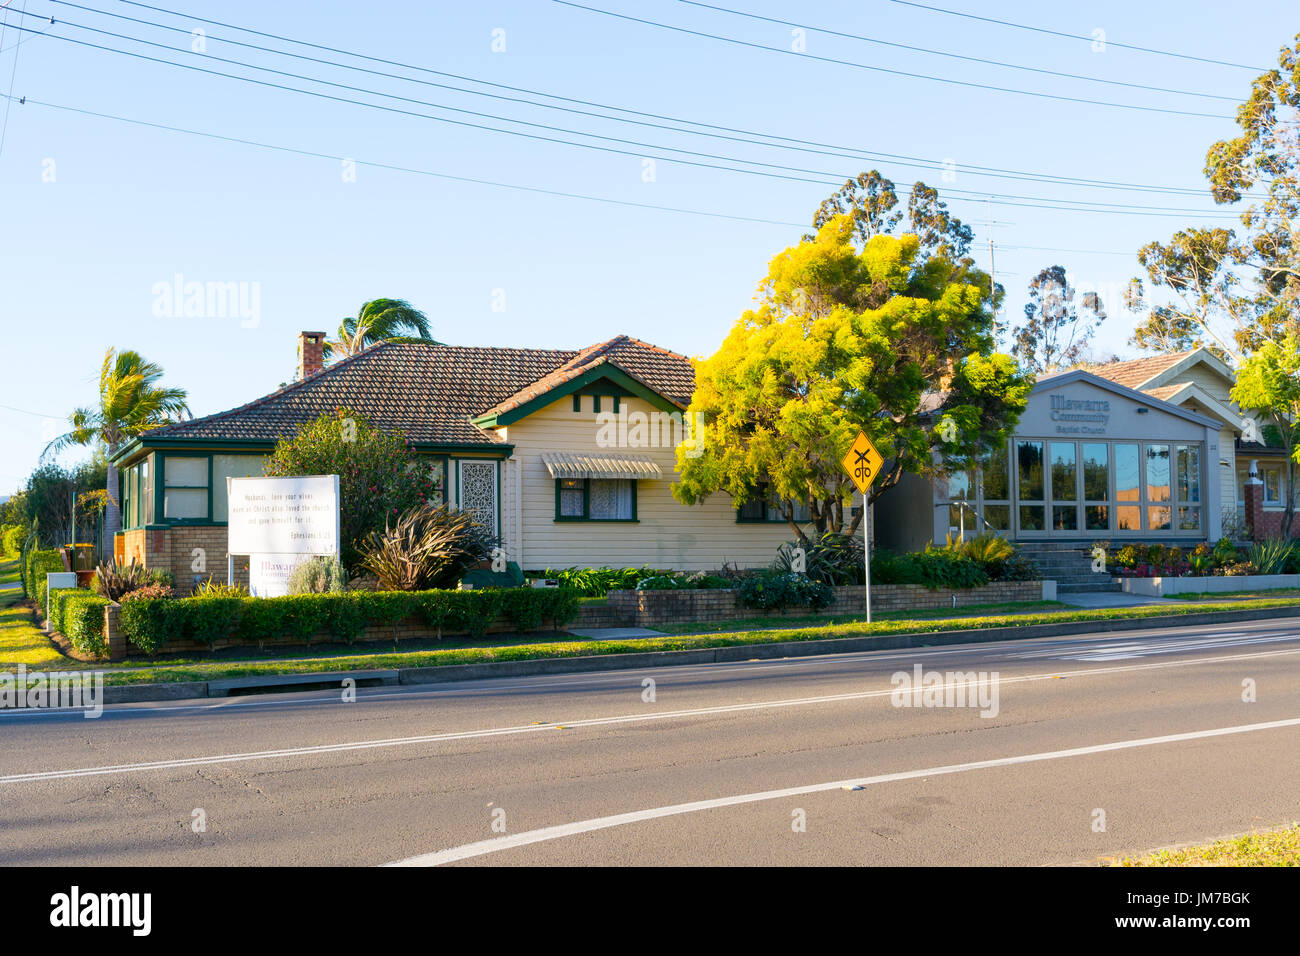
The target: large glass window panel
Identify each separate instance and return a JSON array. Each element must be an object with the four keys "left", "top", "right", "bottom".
[
  {"left": 1176, "top": 445, "right": 1201, "bottom": 503},
  {"left": 1116, "top": 505, "right": 1141, "bottom": 531},
  {"left": 1147, "top": 506, "right": 1172, "bottom": 531},
  {"left": 164, "top": 489, "right": 207, "bottom": 519},
  {"left": 948, "top": 470, "right": 971, "bottom": 501},
  {"left": 1052, "top": 506, "right": 1079, "bottom": 531},
  {"left": 1082, "top": 443, "right": 1108, "bottom": 501},
  {"left": 166, "top": 457, "right": 208, "bottom": 487},
  {"left": 1085, "top": 505, "right": 1110, "bottom": 531},
  {"left": 1178, "top": 506, "right": 1201, "bottom": 531},
  {"left": 1115, "top": 444, "right": 1140, "bottom": 506},
  {"left": 1017, "top": 441, "right": 1044, "bottom": 501},
  {"left": 981, "top": 448, "right": 1009, "bottom": 500},
  {"left": 982, "top": 505, "right": 1010, "bottom": 530},
  {"left": 1051, "top": 443, "right": 1077, "bottom": 501},
  {"left": 1145, "top": 444, "right": 1171, "bottom": 502},
  {"left": 164, "top": 456, "right": 208, "bottom": 521},
  {"left": 212, "top": 454, "right": 266, "bottom": 522},
  {"left": 1019, "top": 505, "right": 1045, "bottom": 531}
]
